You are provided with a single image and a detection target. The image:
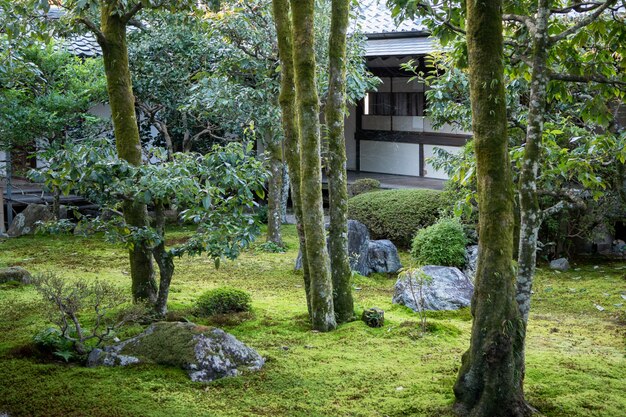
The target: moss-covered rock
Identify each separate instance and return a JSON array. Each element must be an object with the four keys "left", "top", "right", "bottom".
[
  {"left": 87, "top": 322, "right": 264, "bottom": 382},
  {"left": 0, "top": 267, "right": 32, "bottom": 284}
]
